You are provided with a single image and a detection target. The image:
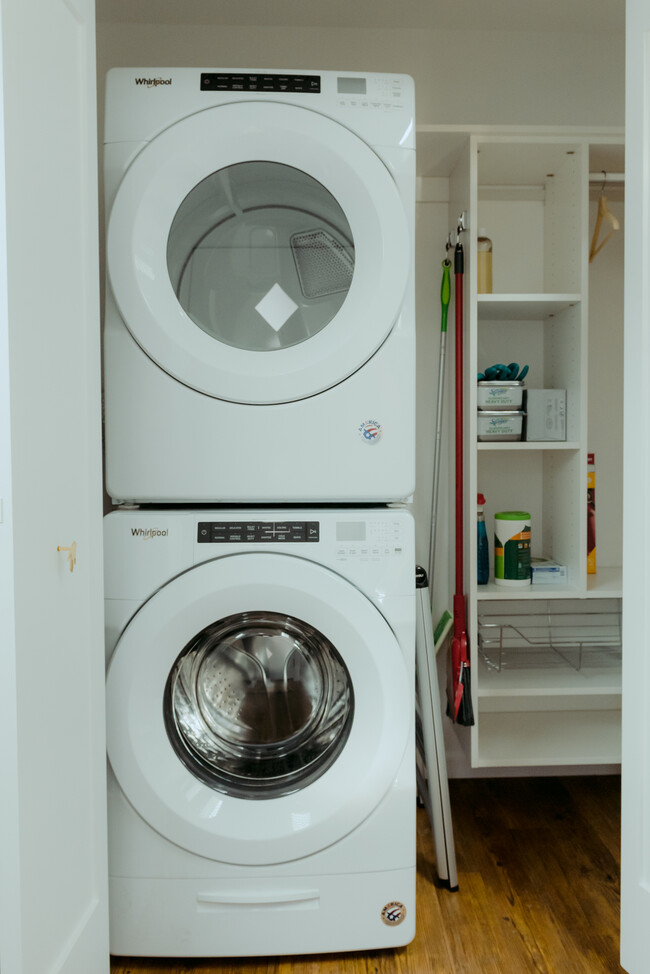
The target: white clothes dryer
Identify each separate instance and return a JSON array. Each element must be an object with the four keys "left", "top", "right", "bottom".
[
  {"left": 104, "top": 507, "right": 415, "bottom": 957},
  {"left": 103, "top": 68, "right": 415, "bottom": 504}
]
